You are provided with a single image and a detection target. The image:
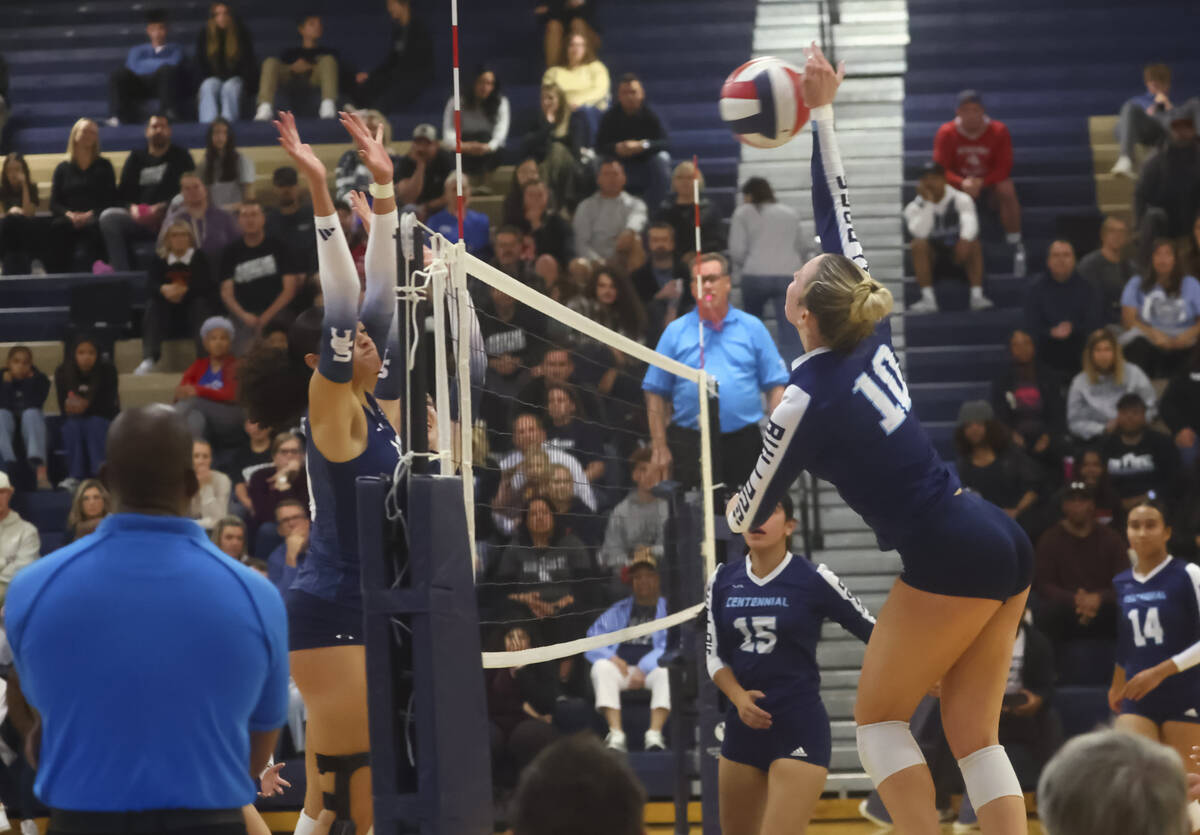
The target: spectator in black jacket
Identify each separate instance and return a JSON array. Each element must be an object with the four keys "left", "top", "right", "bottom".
[
  {"left": 517, "top": 179, "right": 574, "bottom": 267},
  {"left": 0, "top": 152, "right": 49, "bottom": 275},
  {"left": 264, "top": 166, "right": 317, "bottom": 275},
  {"left": 1135, "top": 115, "right": 1200, "bottom": 264},
  {"left": 631, "top": 221, "right": 693, "bottom": 345},
  {"left": 395, "top": 123, "right": 454, "bottom": 220},
  {"left": 991, "top": 329, "right": 1067, "bottom": 476},
  {"left": 1161, "top": 345, "right": 1200, "bottom": 474},
  {"left": 356, "top": 0, "right": 434, "bottom": 113},
  {"left": 99, "top": 114, "right": 195, "bottom": 271},
  {"left": 0, "top": 346, "right": 51, "bottom": 490},
  {"left": 254, "top": 13, "right": 340, "bottom": 120},
  {"left": 518, "top": 84, "right": 591, "bottom": 211},
  {"left": 955, "top": 400, "right": 1044, "bottom": 536},
  {"left": 653, "top": 160, "right": 725, "bottom": 262},
  {"left": 49, "top": 119, "right": 118, "bottom": 272},
  {"left": 486, "top": 626, "right": 561, "bottom": 789},
  {"left": 196, "top": 2, "right": 256, "bottom": 123},
  {"left": 1024, "top": 239, "right": 1103, "bottom": 378},
  {"left": 54, "top": 334, "right": 120, "bottom": 491},
  {"left": 1101, "top": 393, "right": 1178, "bottom": 512},
  {"left": 138, "top": 221, "right": 215, "bottom": 375},
  {"left": 596, "top": 74, "right": 671, "bottom": 211}
]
